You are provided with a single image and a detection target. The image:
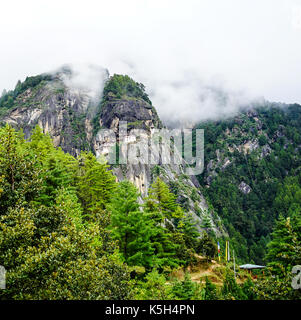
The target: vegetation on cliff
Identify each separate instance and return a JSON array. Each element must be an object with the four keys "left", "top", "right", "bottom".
[
  {"left": 195, "top": 103, "right": 301, "bottom": 264},
  {"left": 0, "top": 125, "right": 299, "bottom": 300},
  {"left": 0, "top": 71, "right": 300, "bottom": 300},
  {"left": 0, "top": 74, "right": 52, "bottom": 117},
  {"left": 92, "top": 74, "right": 157, "bottom": 136},
  {"left": 0, "top": 125, "right": 216, "bottom": 299}
]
